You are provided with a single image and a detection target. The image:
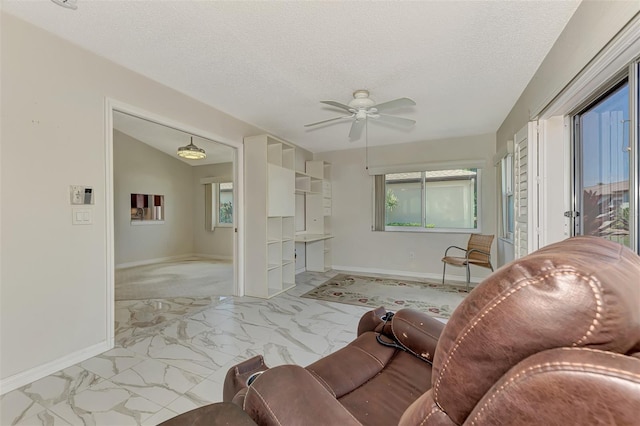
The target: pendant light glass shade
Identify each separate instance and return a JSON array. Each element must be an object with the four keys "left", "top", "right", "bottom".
[{"left": 177, "top": 137, "right": 206, "bottom": 160}]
